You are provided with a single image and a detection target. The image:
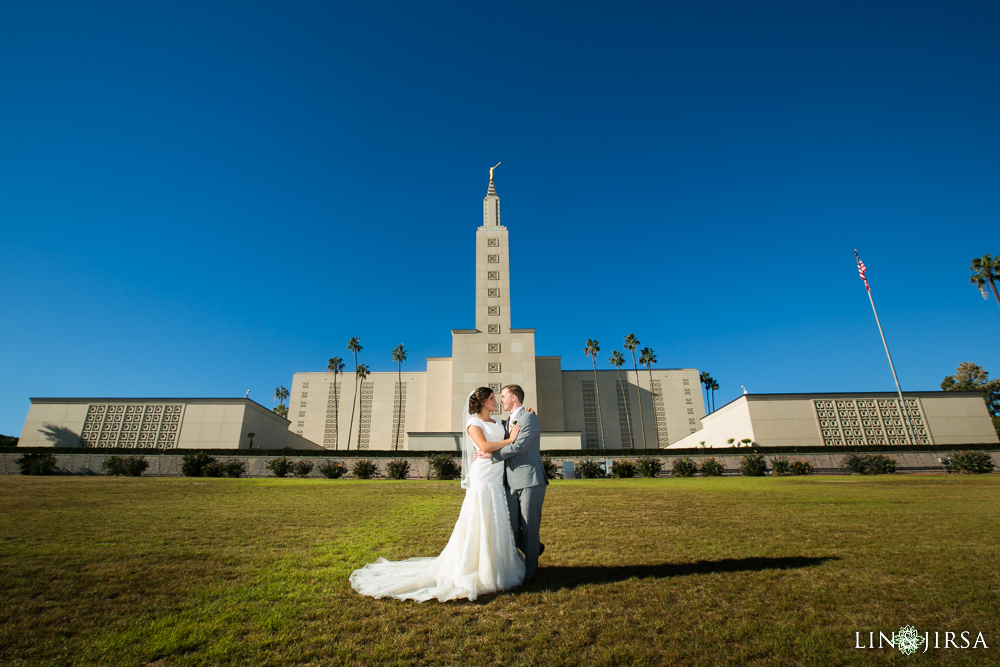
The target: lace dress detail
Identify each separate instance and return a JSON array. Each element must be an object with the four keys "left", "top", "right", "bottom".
[{"left": 349, "top": 417, "right": 525, "bottom": 601}]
